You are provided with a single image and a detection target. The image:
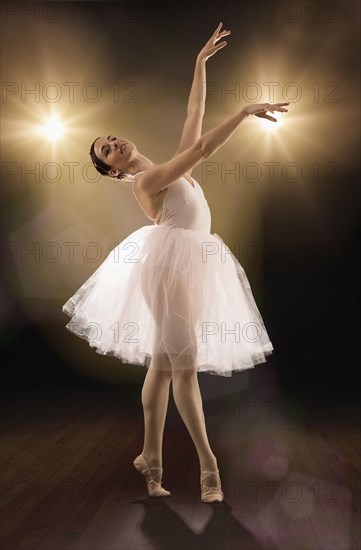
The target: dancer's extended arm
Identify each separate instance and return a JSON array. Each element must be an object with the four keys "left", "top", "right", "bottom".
[
  {"left": 140, "top": 102, "right": 289, "bottom": 196},
  {"left": 172, "top": 22, "right": 230, "bottom": 158},
  {"left": 140, "top": 23, "right": 289, "bottom": 194},
  {"left": 201, "top": 102, "right": 289, "bottom": 158}
]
